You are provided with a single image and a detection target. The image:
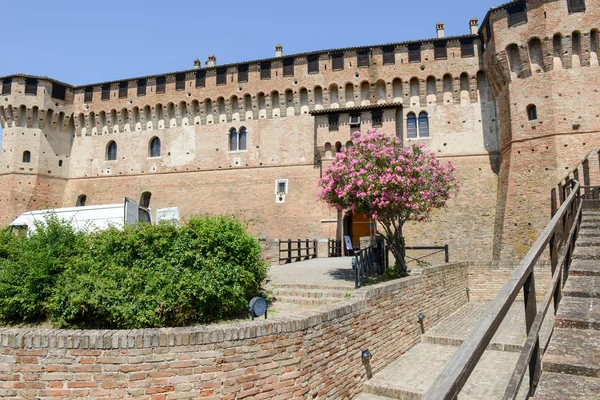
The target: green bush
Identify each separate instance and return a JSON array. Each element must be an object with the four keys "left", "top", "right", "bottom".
[{"left": 0, "top": 215, "right": 268, "bottom": 328}]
